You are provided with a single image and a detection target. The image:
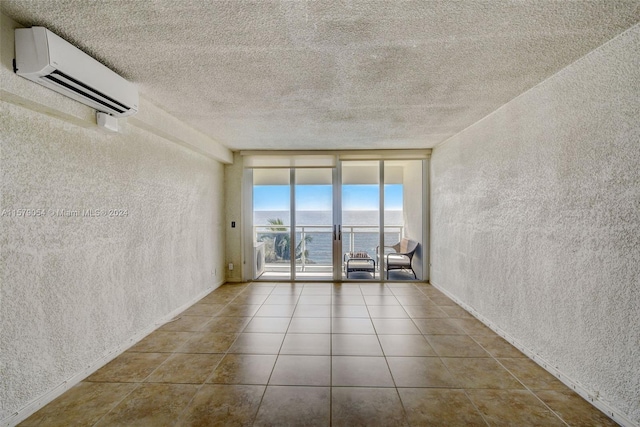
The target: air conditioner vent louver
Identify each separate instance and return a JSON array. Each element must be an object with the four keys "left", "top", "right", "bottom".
[
  {"left": 43, "top": 70, "right": 129, "bottom": 115},
  {"left": 15, "top": 27, "right": 138, "bottom": 117}
]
